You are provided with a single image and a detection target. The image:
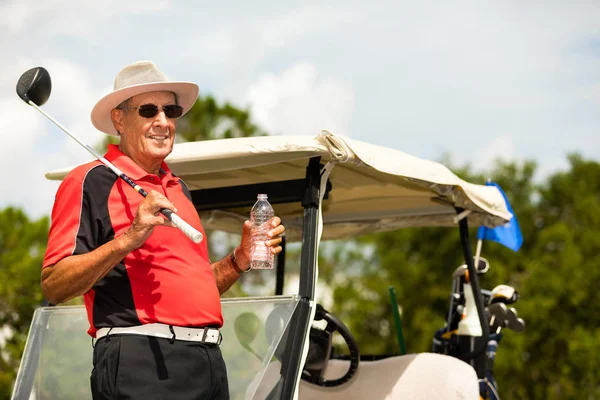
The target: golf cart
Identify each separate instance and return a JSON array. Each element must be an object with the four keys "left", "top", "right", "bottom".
[{"left": 11, "top": 131, "right": 512, "bottom": 400}]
